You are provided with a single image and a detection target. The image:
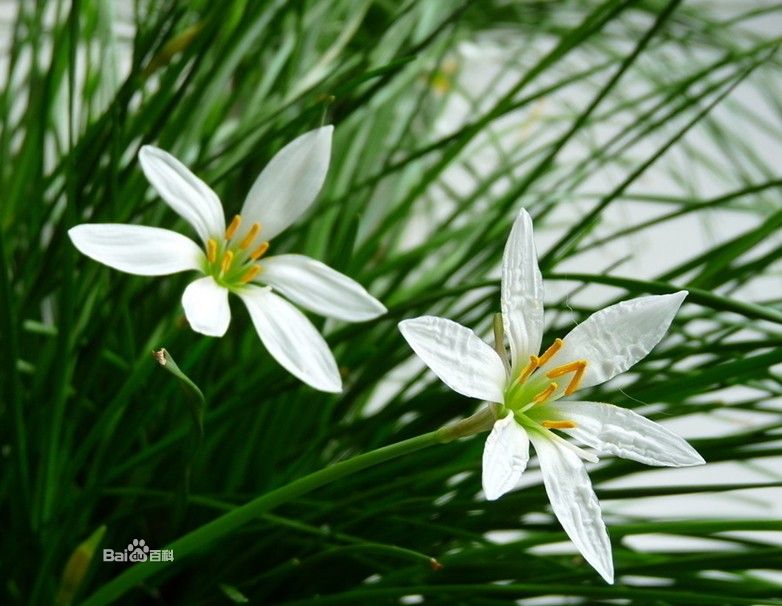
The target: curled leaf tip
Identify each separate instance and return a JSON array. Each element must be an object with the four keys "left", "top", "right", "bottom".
[{"left": 152, "top": 347, "right": 205, "bottom": 438}]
